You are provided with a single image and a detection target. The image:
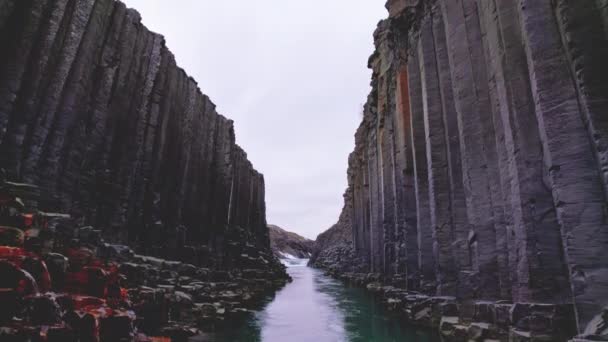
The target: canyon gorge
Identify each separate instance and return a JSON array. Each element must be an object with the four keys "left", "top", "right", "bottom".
[{"left": 1, "top": 0, "right": 608, "bottom": 341}]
